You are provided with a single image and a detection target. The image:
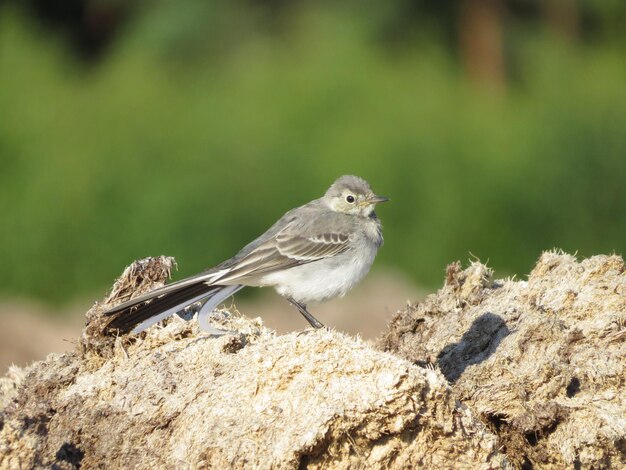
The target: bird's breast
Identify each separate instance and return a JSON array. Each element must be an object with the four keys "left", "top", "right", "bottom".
[{"left": 261, "top": 239, "right": 379, "bottom": 305}]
